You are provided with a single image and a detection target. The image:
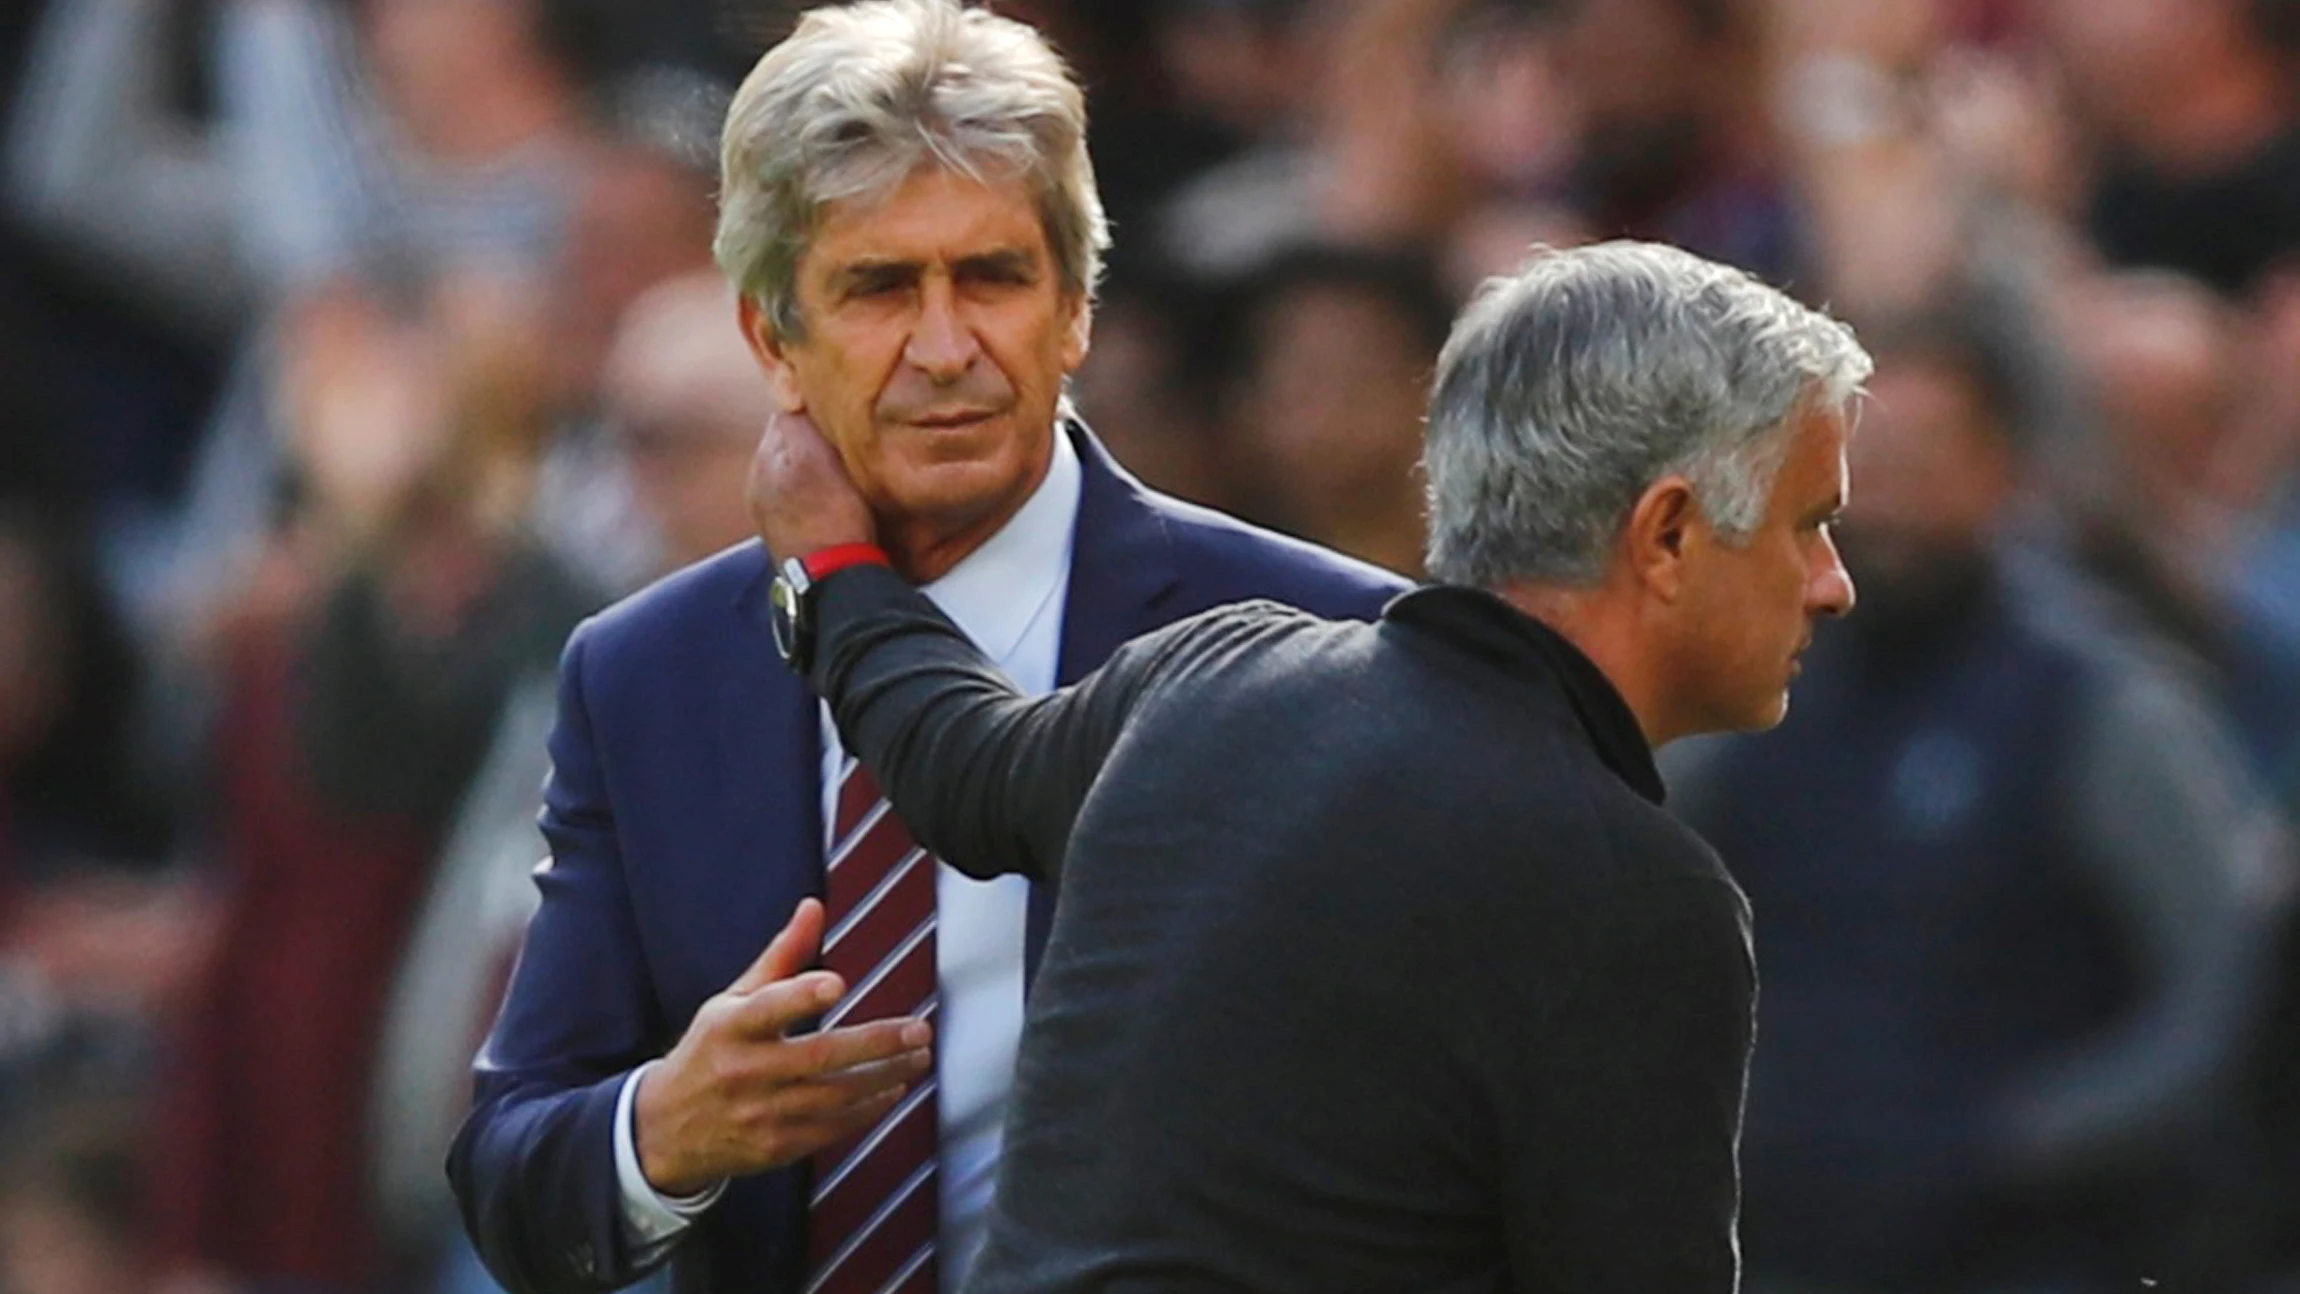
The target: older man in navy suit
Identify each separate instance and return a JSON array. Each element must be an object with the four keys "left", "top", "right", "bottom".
[{"left": 444, "top": 4, "right": 1402, "bottom": 1294}]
